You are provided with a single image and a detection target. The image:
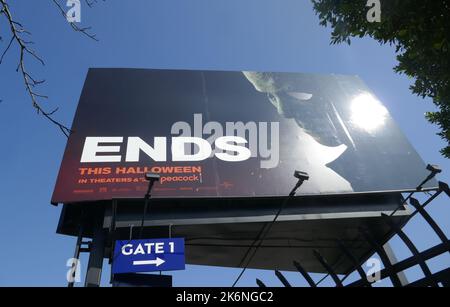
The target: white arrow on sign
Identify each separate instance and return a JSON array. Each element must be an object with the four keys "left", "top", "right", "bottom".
[{"left": 132, "top": 257, "right": 165, "bottom": 267}]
